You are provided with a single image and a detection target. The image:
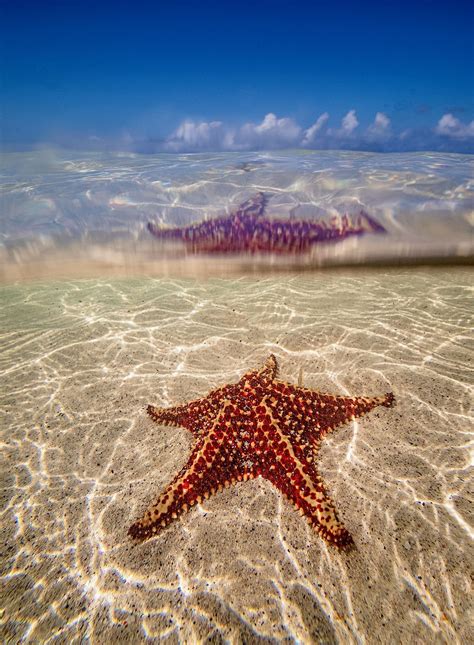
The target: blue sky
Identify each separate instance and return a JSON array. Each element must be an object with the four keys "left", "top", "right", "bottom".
[{"left": 2, "top": 0, "right": 473, "bottom": 151}]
